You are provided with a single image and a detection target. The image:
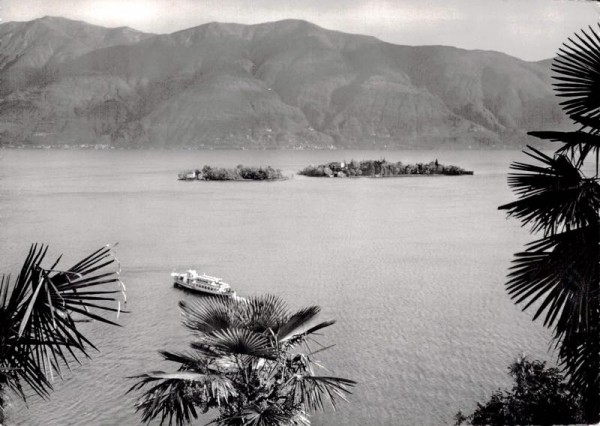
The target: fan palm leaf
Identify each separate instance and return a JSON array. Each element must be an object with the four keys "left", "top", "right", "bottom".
[
  {"left": 498, "top": 147, "right": 600, "bottom": 233},
  {"left": 506, "top": 225, "right": 599, "bottom": 339},
  {"left": 0, "top": 244, "right": 125, "bottom": 406},
  {"left": 130, "top": 374, "right": 201, "bottom": 426},
  {"left": 180, "top": 298, "right": 240, "bottom": 335},
  {"left": 213, "top": 405, "right": 310, "bottom": 426},
  {"left": 238, "top": 295, "right": 290, "bottom": 333},
  {"left": 275, "top": 306, "right": 321, "bottom": 343},
  {"left": 289, "top": 375, "right": 356, "bottom": 412},
  {"left": 528, "top": 131, "right": 600, "bottom": 166},
  {"left": 202, "top": 328, "right": 276, "bottom": 359},
  {"left": 130, "top": 371, "right": 236, "bottom": 423},
  {"left": 281, "top": 321, "right": 337, "bottom": 347},
  {"left": 571, "top": 115, "right": 600, "bottom": 133},
  {"left": 553, "top": 24, "right": 600, "bottom": 127}
]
